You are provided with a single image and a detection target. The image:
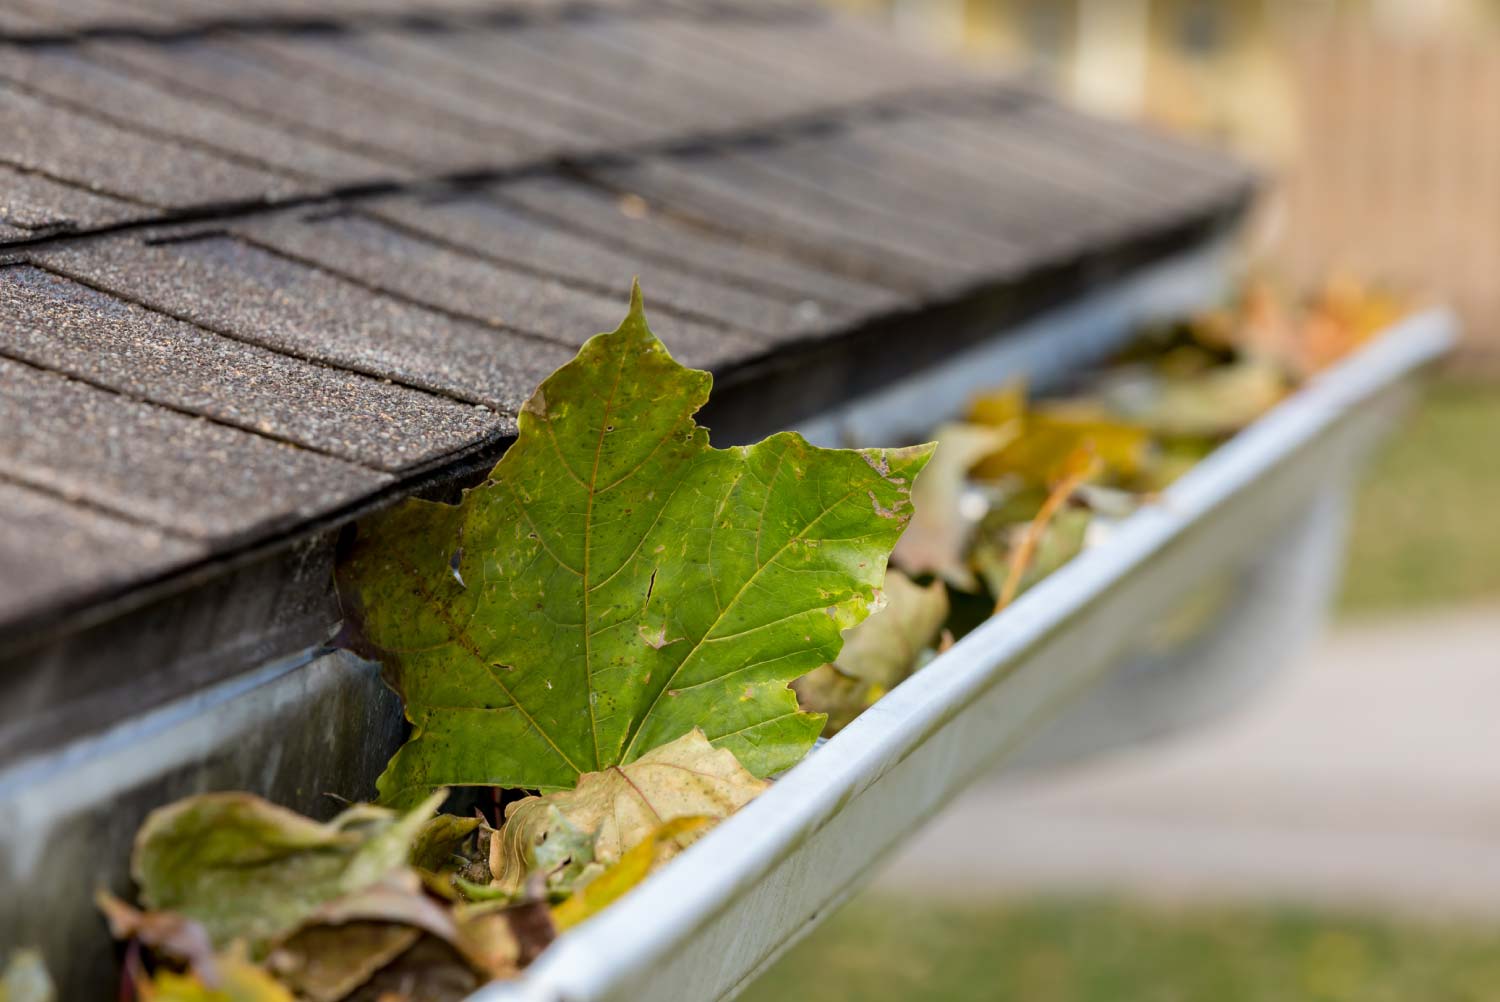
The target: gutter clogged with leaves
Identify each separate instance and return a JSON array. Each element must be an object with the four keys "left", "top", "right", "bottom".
[{"left": 25, "top": 276, "right": 1446, "bottom": 1002}]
